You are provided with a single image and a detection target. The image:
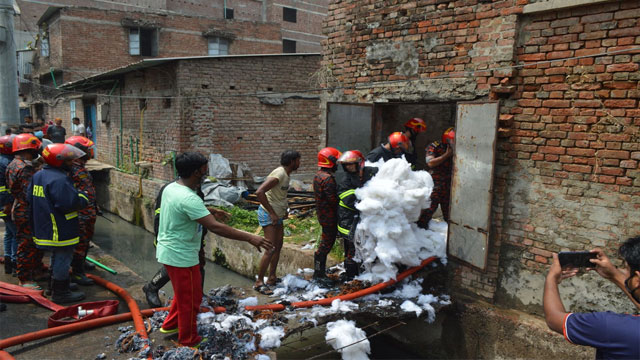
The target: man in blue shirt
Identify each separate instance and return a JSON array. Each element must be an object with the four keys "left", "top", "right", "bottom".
[{"left": 544, "top": 236, "right": 640, "bottom": 359}]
